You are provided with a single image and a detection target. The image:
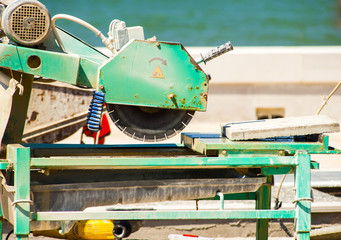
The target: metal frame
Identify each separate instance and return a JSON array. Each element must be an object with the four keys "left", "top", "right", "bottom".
[{"left": 0, "top": 134, "right": 336, "bottom": 240}]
